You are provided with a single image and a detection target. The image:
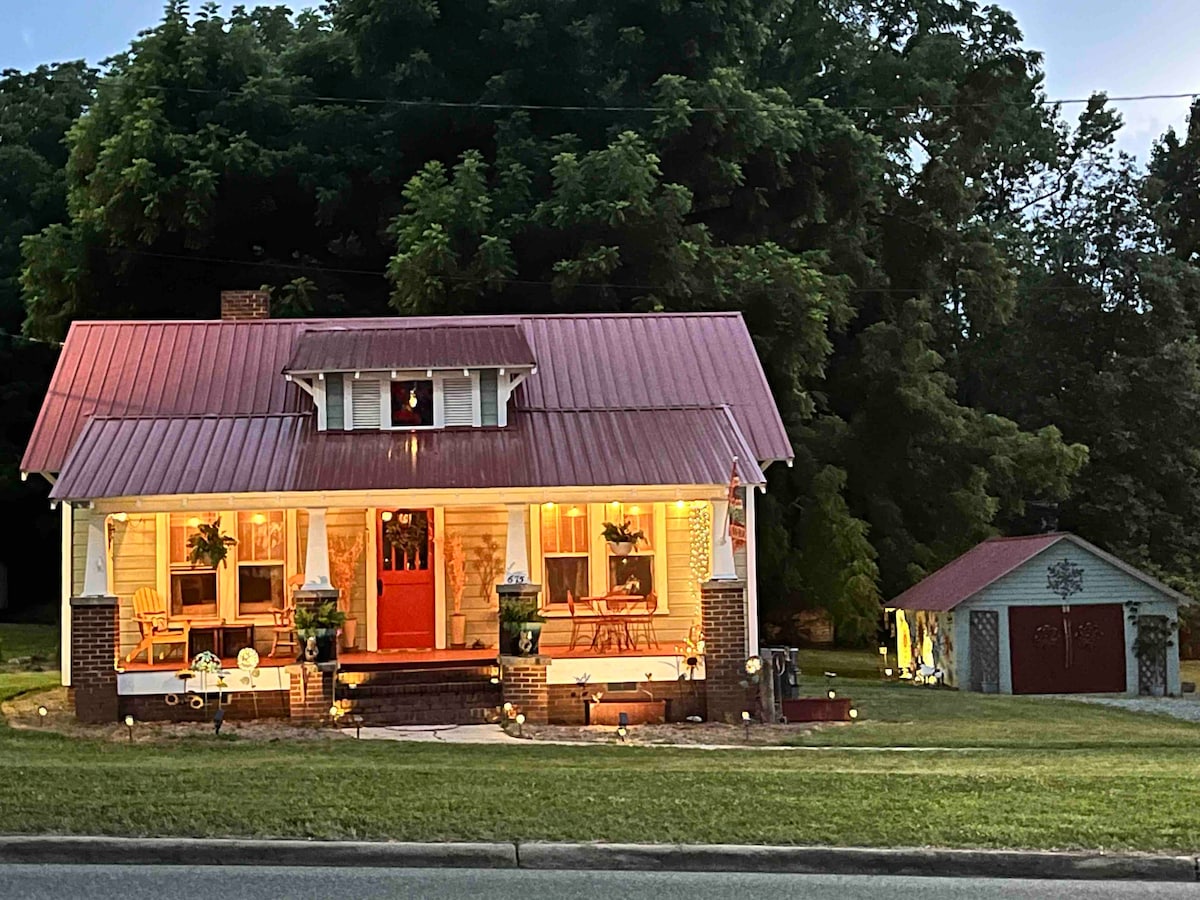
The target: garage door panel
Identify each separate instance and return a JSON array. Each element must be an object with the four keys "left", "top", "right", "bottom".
[{"left": 1009, "top": 604, "right": 1126, "bottom": 694}]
